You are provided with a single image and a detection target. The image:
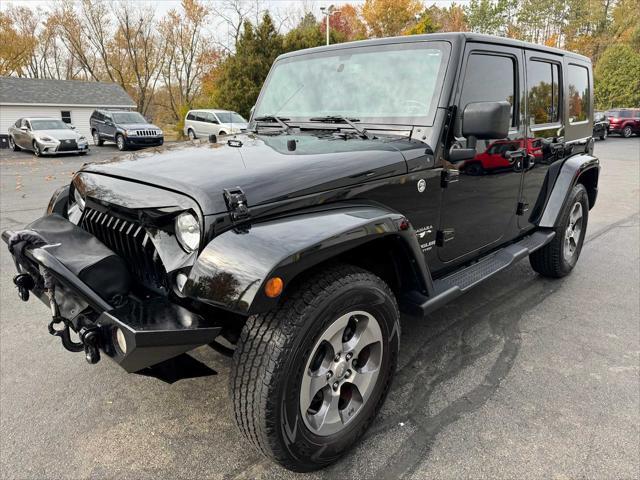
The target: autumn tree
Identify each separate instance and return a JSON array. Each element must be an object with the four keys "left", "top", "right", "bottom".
[
  {"left": 320, "top": 4, "right": 367, "bottom": 42},
  {"left": 361, "top": 0, "right": 423, "bottom": 38},
  {"left": 0, "top": 7, "right": 38, "bottom": 76},
  {"left": 159, "top": 0, "right": 215, "bottom": 122}
]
